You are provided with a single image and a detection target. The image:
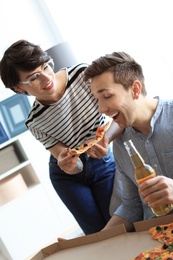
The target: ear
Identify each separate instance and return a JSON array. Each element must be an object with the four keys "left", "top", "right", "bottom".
[
  {"left": 13, "top": 85, "right": 26, "bottom": 94},
  {"left": 131, "top": 80, "right": 141, "bottom": 99}
]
